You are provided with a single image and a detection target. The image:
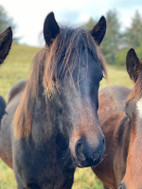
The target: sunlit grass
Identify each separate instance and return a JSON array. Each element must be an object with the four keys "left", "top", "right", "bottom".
[
  {"left": 73, "top": 168, "right": 103, "bottom": 189},
  {"left": 0, "top": 43, "right": 133, "bottom": 188},
  {"left": 101, "top": 65, "right": 133, "bottom": 88},
  {"left": 0, "top": 43, "right": 39, "bottom": 100},
  {"left": 0, "top": 161, "right": 16, "bottom": 189}
]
